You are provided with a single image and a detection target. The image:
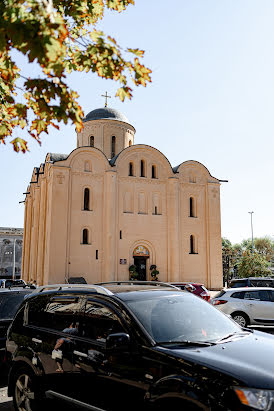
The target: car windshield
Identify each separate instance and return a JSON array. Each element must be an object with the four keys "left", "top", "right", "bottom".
[
  {"left": 126, "top": 292, "right": 242, "bottom": 343},
  {"left": 0, "top": 293, "right": 28, "bottom": 319}
]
